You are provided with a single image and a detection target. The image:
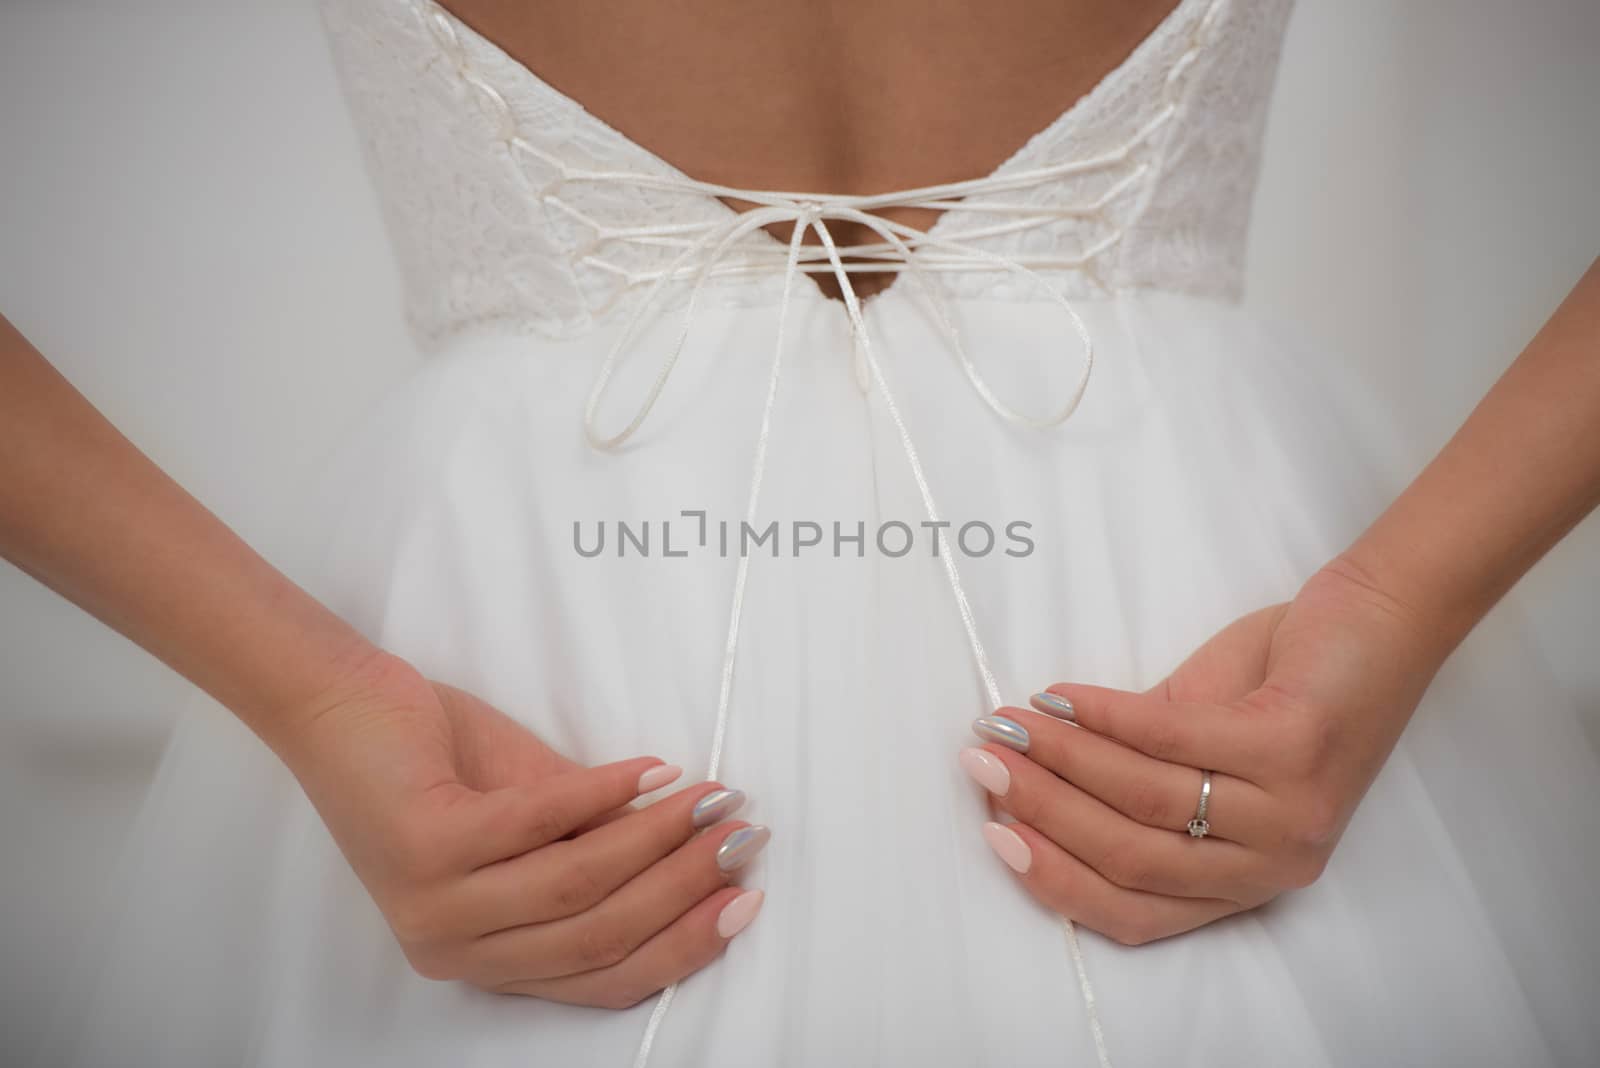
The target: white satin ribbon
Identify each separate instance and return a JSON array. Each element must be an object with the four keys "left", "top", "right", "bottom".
[{"left": 575, "top": 181, "right": 1112, "bottom": 1068}]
